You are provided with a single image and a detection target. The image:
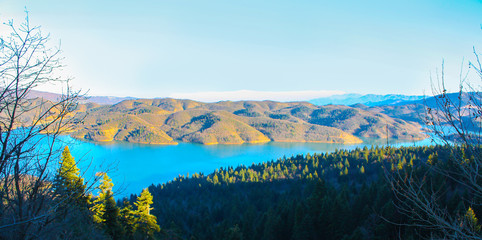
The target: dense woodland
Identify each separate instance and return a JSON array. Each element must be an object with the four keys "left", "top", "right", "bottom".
[
  {"left": 2, "top": 141, "right": 481, "bottom": 239},
  {"left": 122, "top": 145, "right": 480, "bottom": 239}
]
